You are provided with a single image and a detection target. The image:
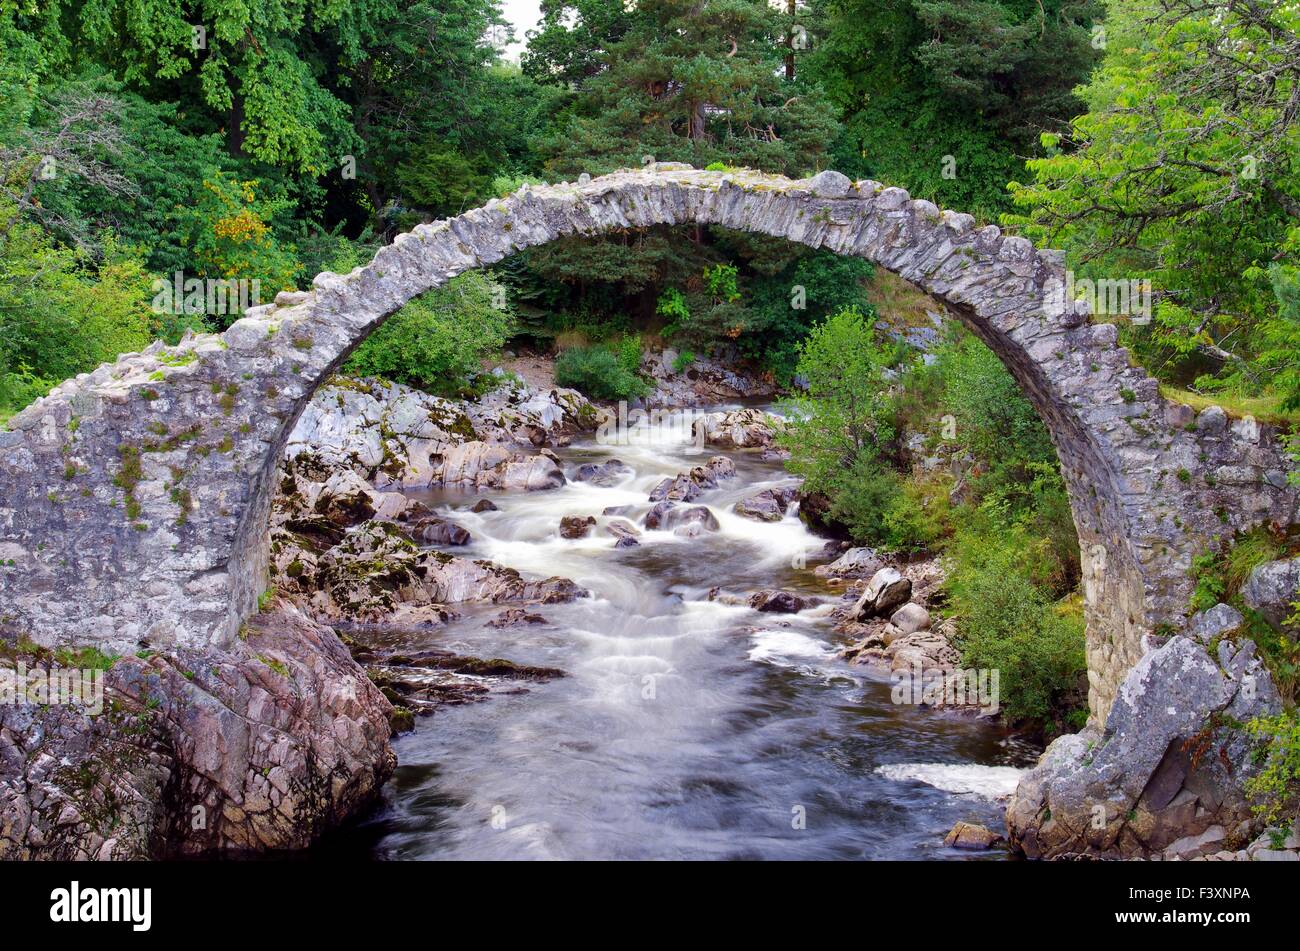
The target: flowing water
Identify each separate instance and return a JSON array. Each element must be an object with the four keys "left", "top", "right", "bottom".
[{"left": 327, "top": 404, "right": 1039, "bottom": 860}]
